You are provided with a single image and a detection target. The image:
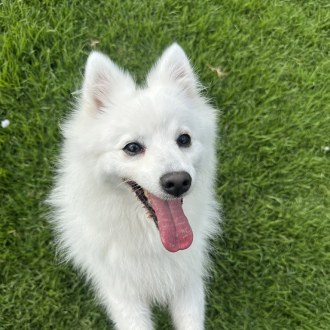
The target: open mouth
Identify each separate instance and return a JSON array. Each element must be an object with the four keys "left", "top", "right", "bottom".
[
  {"left": 127, "top": 181, "right": 158, "bottom": 227},
  {"left": 126, "top": 180, "right": 193, "bottom": 253}
]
